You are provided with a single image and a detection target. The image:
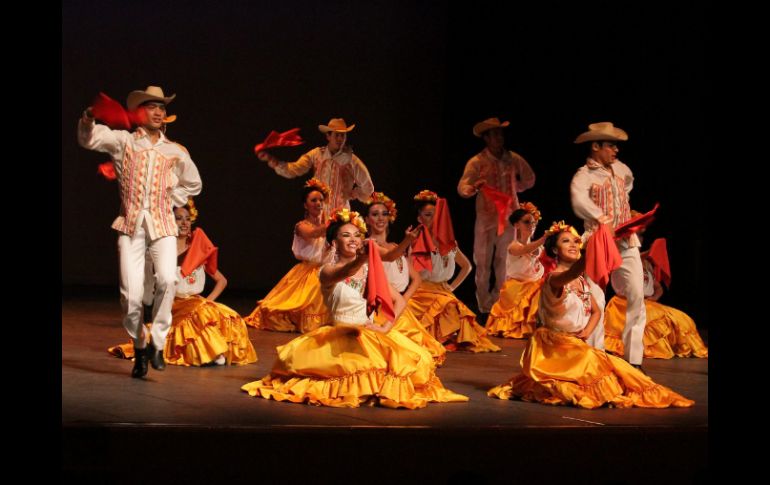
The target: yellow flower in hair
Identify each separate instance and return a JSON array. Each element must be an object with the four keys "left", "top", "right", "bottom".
[
  {"left": 414, "top": 190, "right": 438, "bottom": 202},
  {"left": 519, "top": 201, "right": 541, "bottom": 223},
  {"left": 330, "top": 208, "right": 368, "bottom": 235},
  {"left": 304, "top": 178, "right": 331, "bottom": 199},
  {"left": 366, "top": 192, "right": 397, "bottom": 222},
  {"left": 547, "top": 220, "right": 583, "bottom": 248},
  {"left": 185, "top": 198, "right": 198, "bottom": 222}
]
